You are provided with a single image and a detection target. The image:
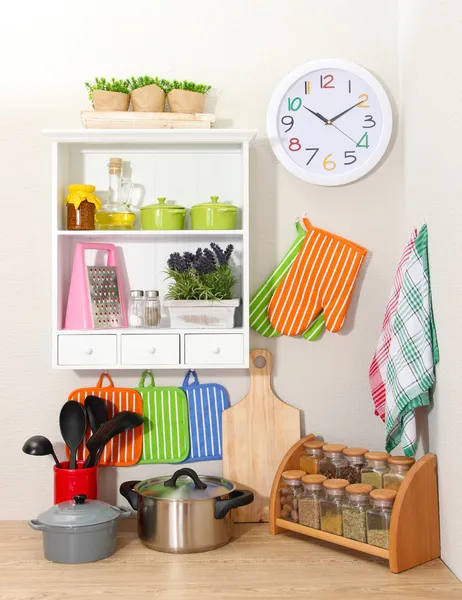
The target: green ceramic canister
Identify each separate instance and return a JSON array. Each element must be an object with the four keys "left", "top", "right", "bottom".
[
  {"left": 191, "top": 196, "right": 237, "bottom": 230},
  {"left": 140, "top": 198, "right": 186, "bottom": 230}
]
